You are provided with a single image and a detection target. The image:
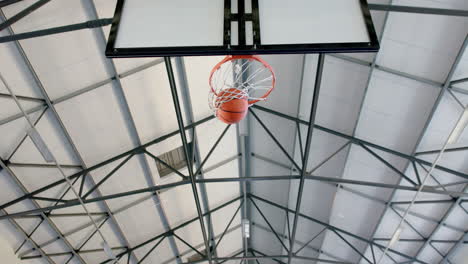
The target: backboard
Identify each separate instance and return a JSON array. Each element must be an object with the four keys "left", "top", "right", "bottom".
[{"left": 105, "top": 0, "right": 379, "bottom": 58}]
